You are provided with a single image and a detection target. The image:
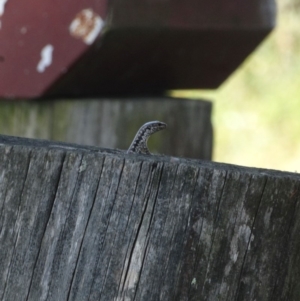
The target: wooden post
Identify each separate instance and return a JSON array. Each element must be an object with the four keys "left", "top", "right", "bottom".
[
  {"left": 0, "top": 97, "right": 213, "bottom": 160},
  {"left": 0, "top": 135, "right": 299, "bottom": 301}
]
